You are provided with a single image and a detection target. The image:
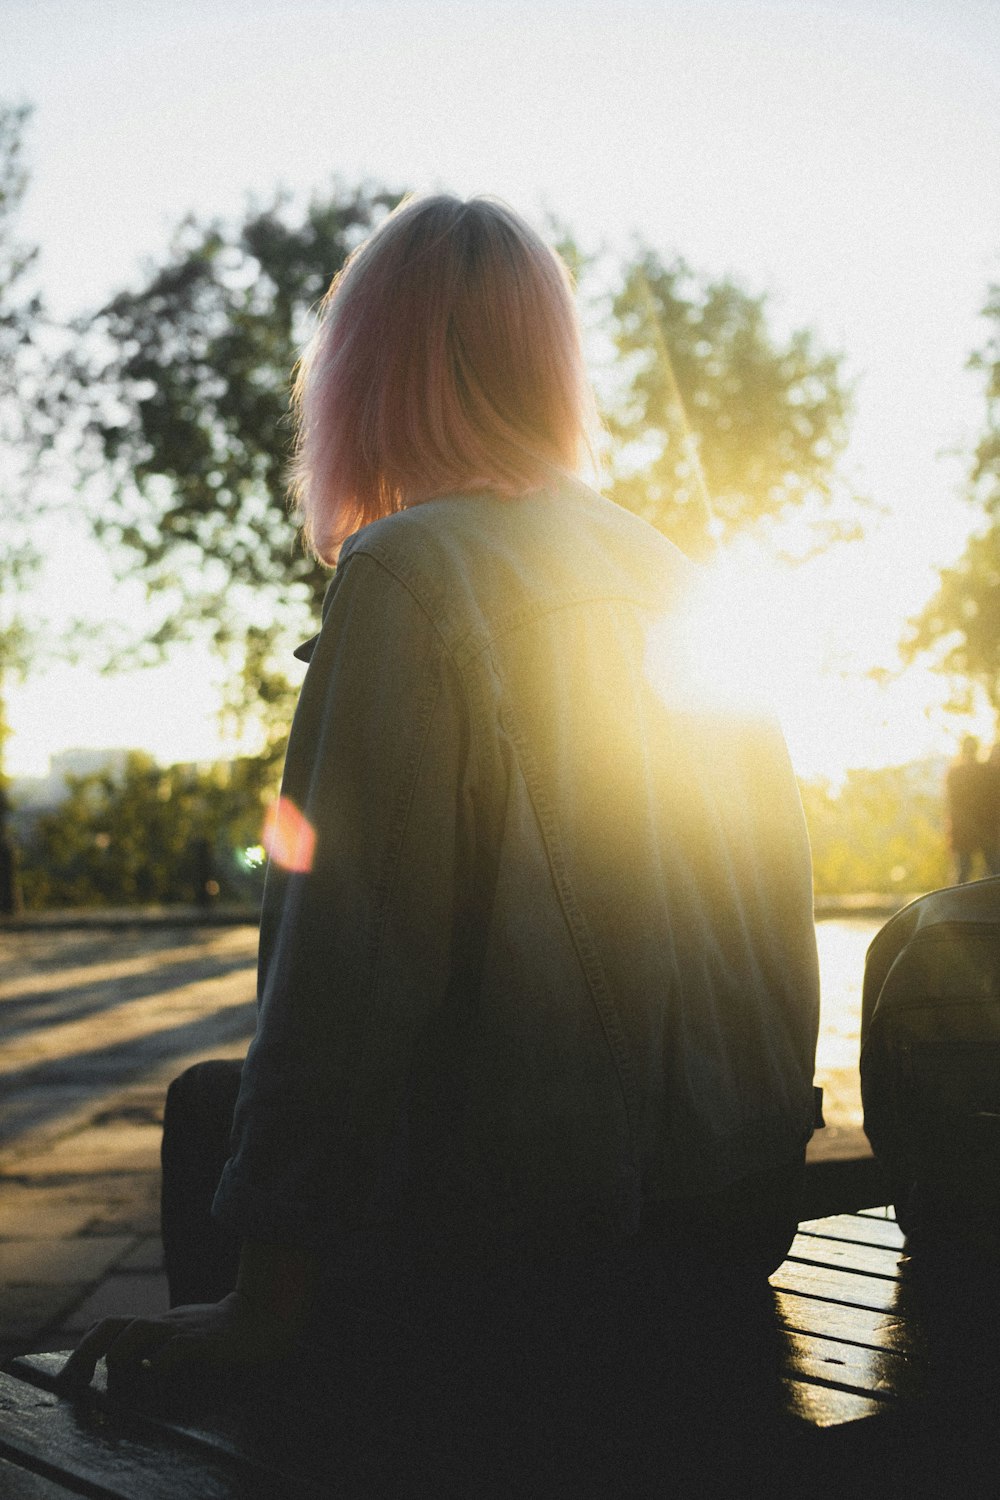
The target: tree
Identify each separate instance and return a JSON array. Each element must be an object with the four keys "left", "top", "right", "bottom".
[
  {"left": 905, "top": 286, "right": 1000, "bottom": 714},
  {"left": 59, "top": 185, "right": 402, "bottom": 738},
  {"left": 18, "top": 752, "right": 277, "bottom": 909},
  {"left": 799, "top": 763, "right": 950, "bottom": 897},
  {"left": 0, "top": 102, "right": 45, "bottom": 702},
  {"left": 604, "top": 250, "right": 859, "bottom": 560},
  {"left": 0, "top": 101, "right": 47, "bottom": 912}
]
